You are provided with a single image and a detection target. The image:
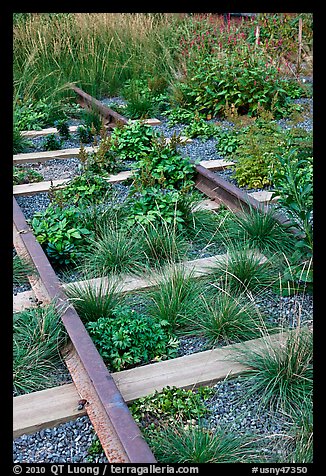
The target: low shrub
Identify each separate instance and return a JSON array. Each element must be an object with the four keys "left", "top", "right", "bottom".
[
  {"left": 86, "top": 305, "right": 178, "bottom": 371},
  {"left": 42, "top": 133, "right": 63, "bottom": 151},
  {"left": 110, "top": 121, "right": 155, "bottom": 160},
  {"left": 31, "top": 205, "right": 93, "bottom": 265},
  {"left": 13, "top": 166, "right": 44, "bottom": 185}
]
